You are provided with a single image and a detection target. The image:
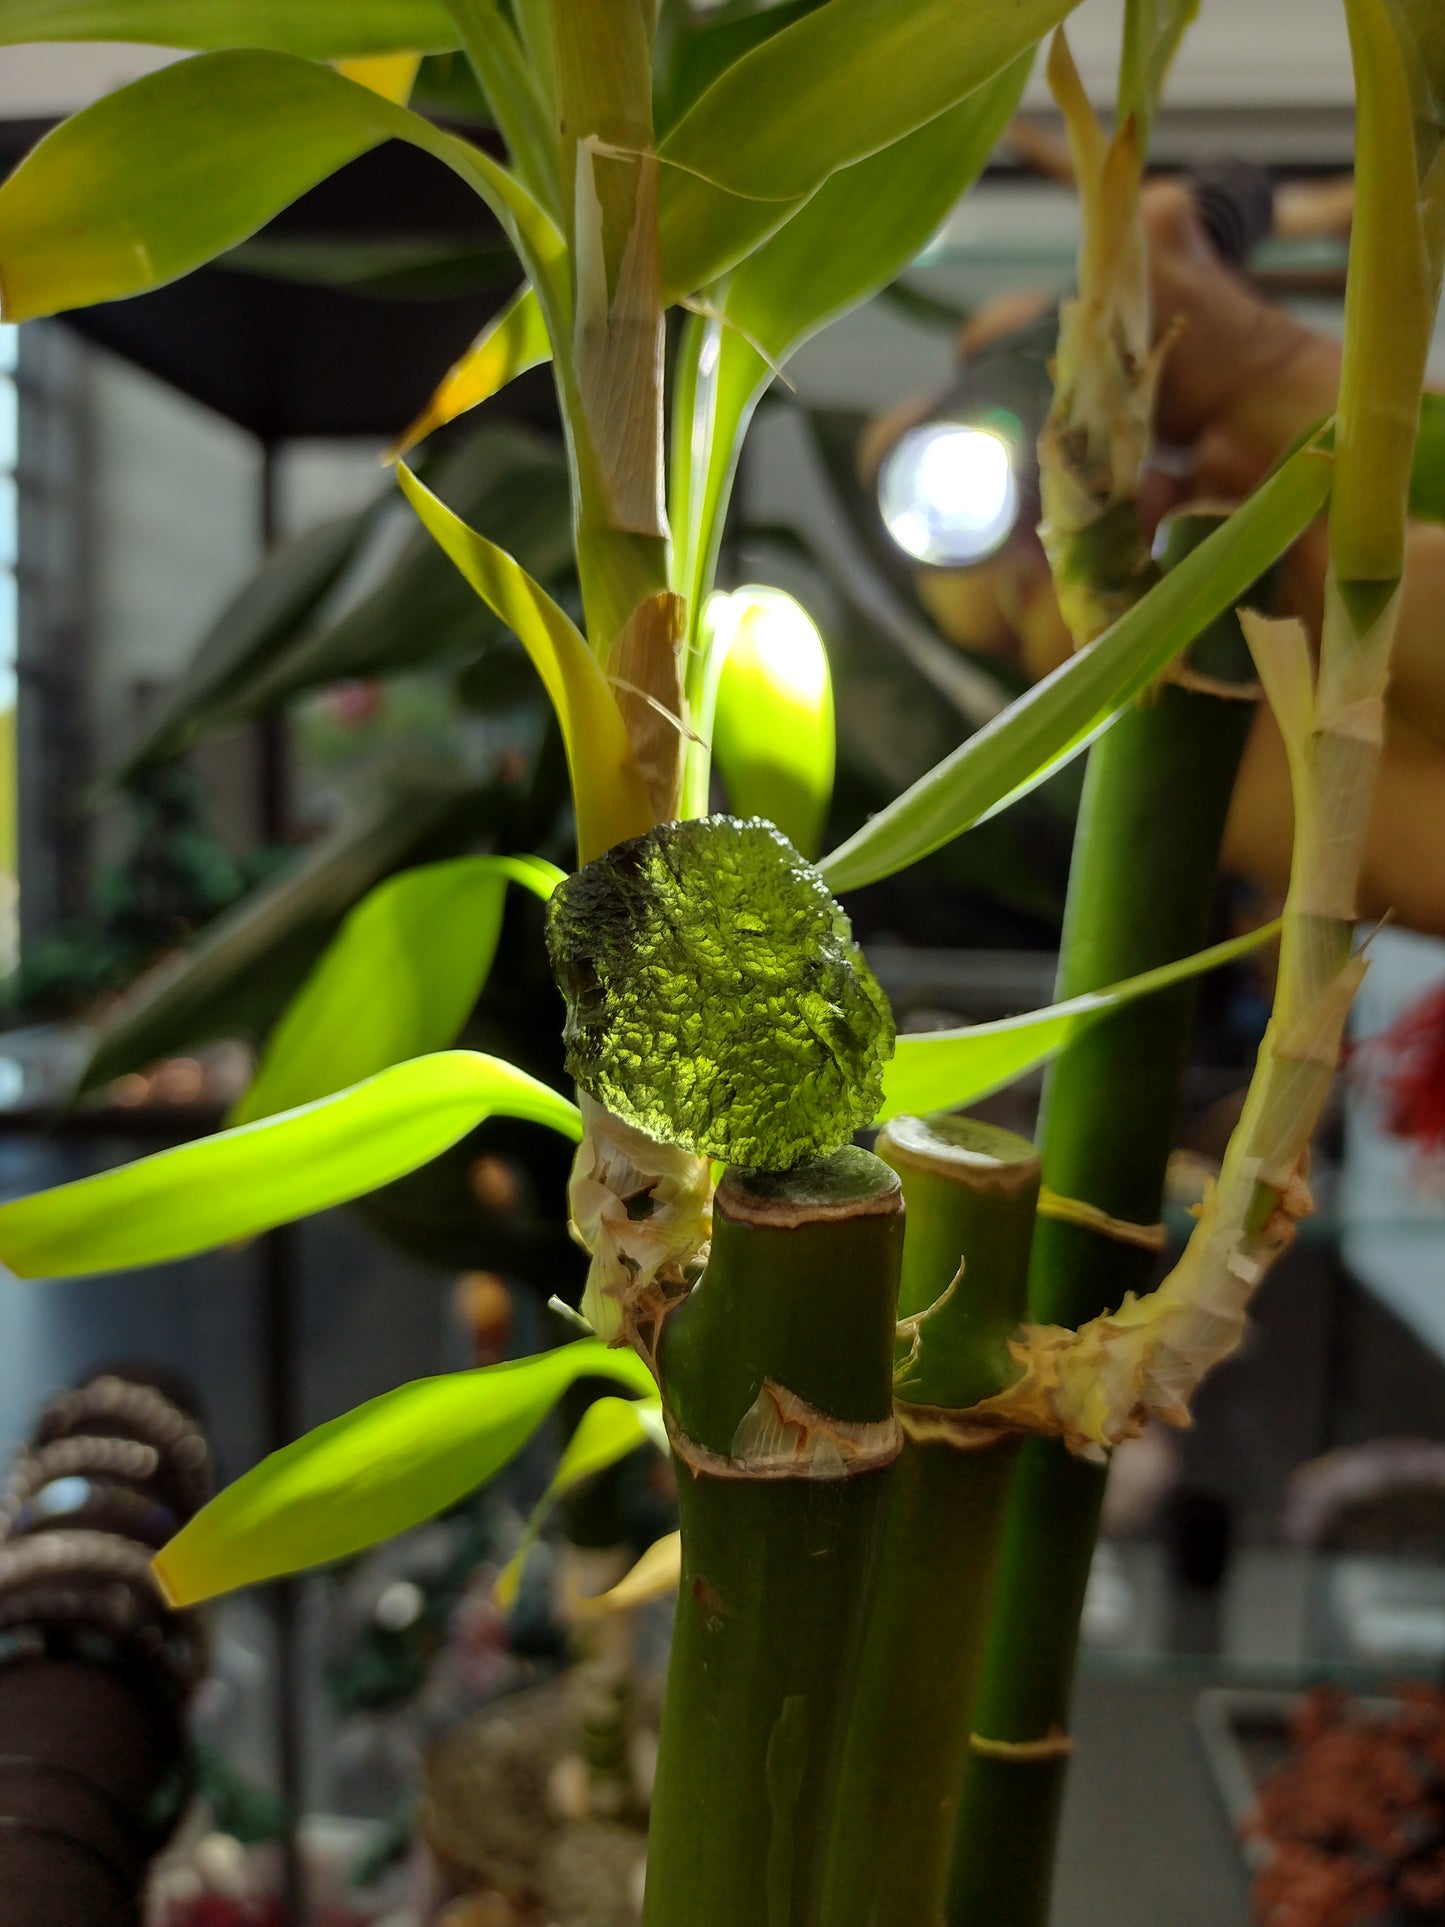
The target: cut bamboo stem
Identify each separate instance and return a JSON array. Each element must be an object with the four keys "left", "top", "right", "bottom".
[
  {"left": 820, "top": 1114, "right": 1040, "bottom": 1927},
  {"left": 643, "top": 1149, "right": 904, "bottom": 1927}
]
